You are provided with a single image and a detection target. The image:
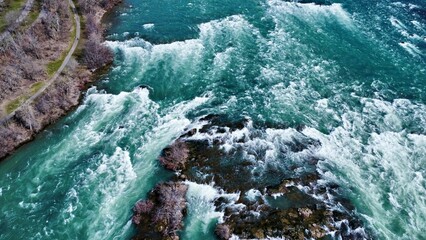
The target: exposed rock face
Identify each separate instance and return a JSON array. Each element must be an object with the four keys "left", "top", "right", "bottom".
[{"left": 132, "top": 182, "right": 188, "bottom": 240}]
